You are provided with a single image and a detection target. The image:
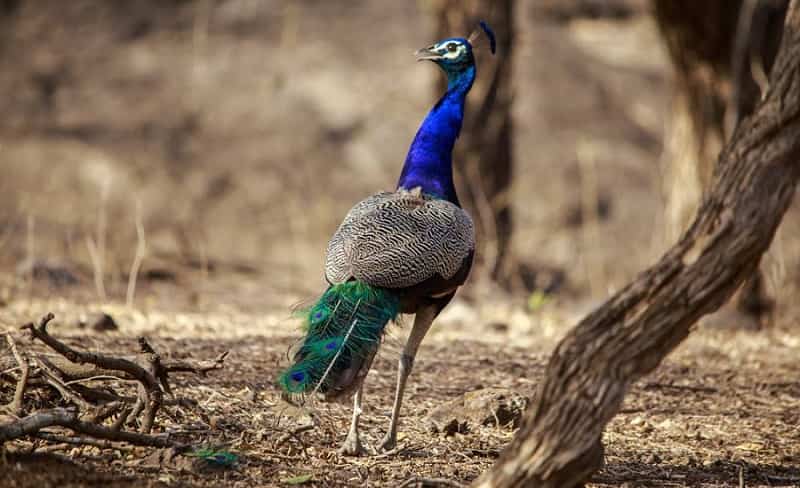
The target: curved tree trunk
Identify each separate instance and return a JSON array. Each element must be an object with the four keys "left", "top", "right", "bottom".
[
  {"left": 655, "top": 0, "right": 789, "bottom": 326},
  {"left": 433, "top": 0, "right": 514, "bottom": 284},
  {"left": 475, "top": 1, "right": 800, "bottom": 486}
]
